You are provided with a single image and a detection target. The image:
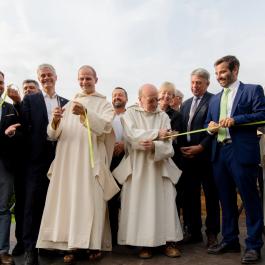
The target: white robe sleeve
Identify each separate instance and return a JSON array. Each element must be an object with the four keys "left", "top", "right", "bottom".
[
  {"left": 121, "top": 109, "right": 159, "bottom": 150},
  {"left": 82, "top": 102, "right": 113, "bottom": 136},
  {"left": 153, "top": 113, "right": 174, "bottom": 161},
  {"left": 153, "top": 140, "right": 174, "bottom": 161}
]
